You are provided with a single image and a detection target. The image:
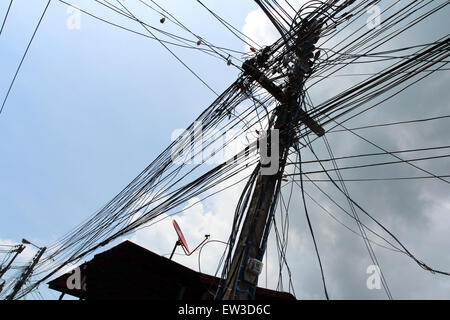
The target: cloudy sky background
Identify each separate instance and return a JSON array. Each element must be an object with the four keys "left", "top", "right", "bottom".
[{"left": 0, "top": 0, "right": 449, "bottom": 299}]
